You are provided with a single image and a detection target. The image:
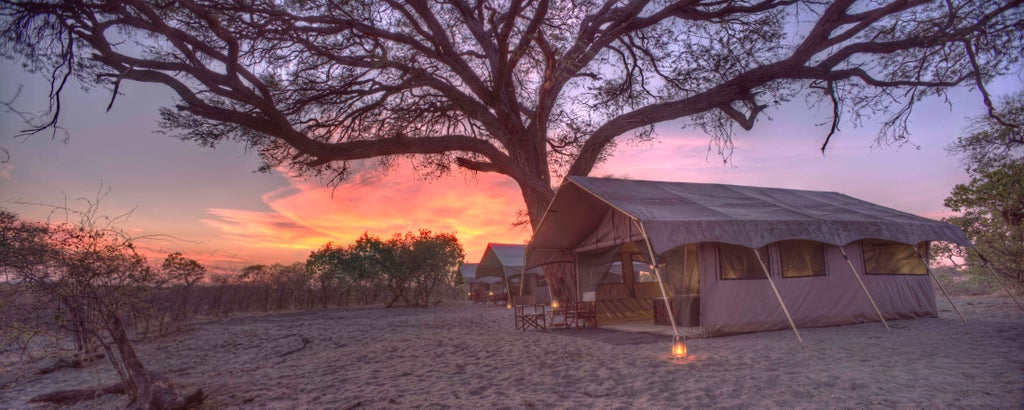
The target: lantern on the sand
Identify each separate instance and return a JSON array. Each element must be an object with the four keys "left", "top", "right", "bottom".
[
  {"left": 672, "top": 338, "right": 687, "bottom": 359},
  {"left": 551, "top": 300, "right": 560, "bottom": 310}
]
